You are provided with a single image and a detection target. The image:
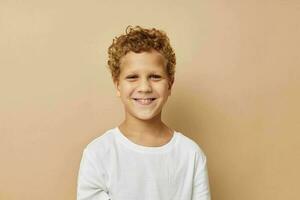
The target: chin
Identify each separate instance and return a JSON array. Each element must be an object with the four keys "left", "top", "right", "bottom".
[
  {"left": 132, "top": 111, "right": 161, "bottom": 121},
  {"left": 134, "top": 114, "right": 156, "bottom": 121}
]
